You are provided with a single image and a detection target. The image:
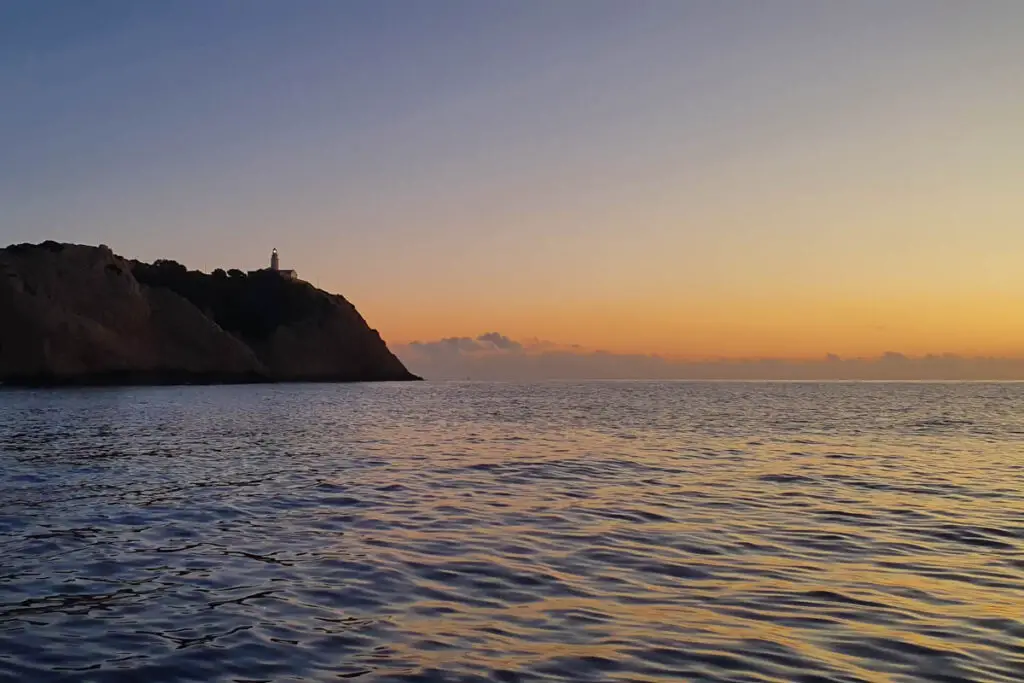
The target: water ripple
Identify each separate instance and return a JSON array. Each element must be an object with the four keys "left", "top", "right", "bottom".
[{"left": 1, "top": 381, "right": 1022, "bottom": 682}]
